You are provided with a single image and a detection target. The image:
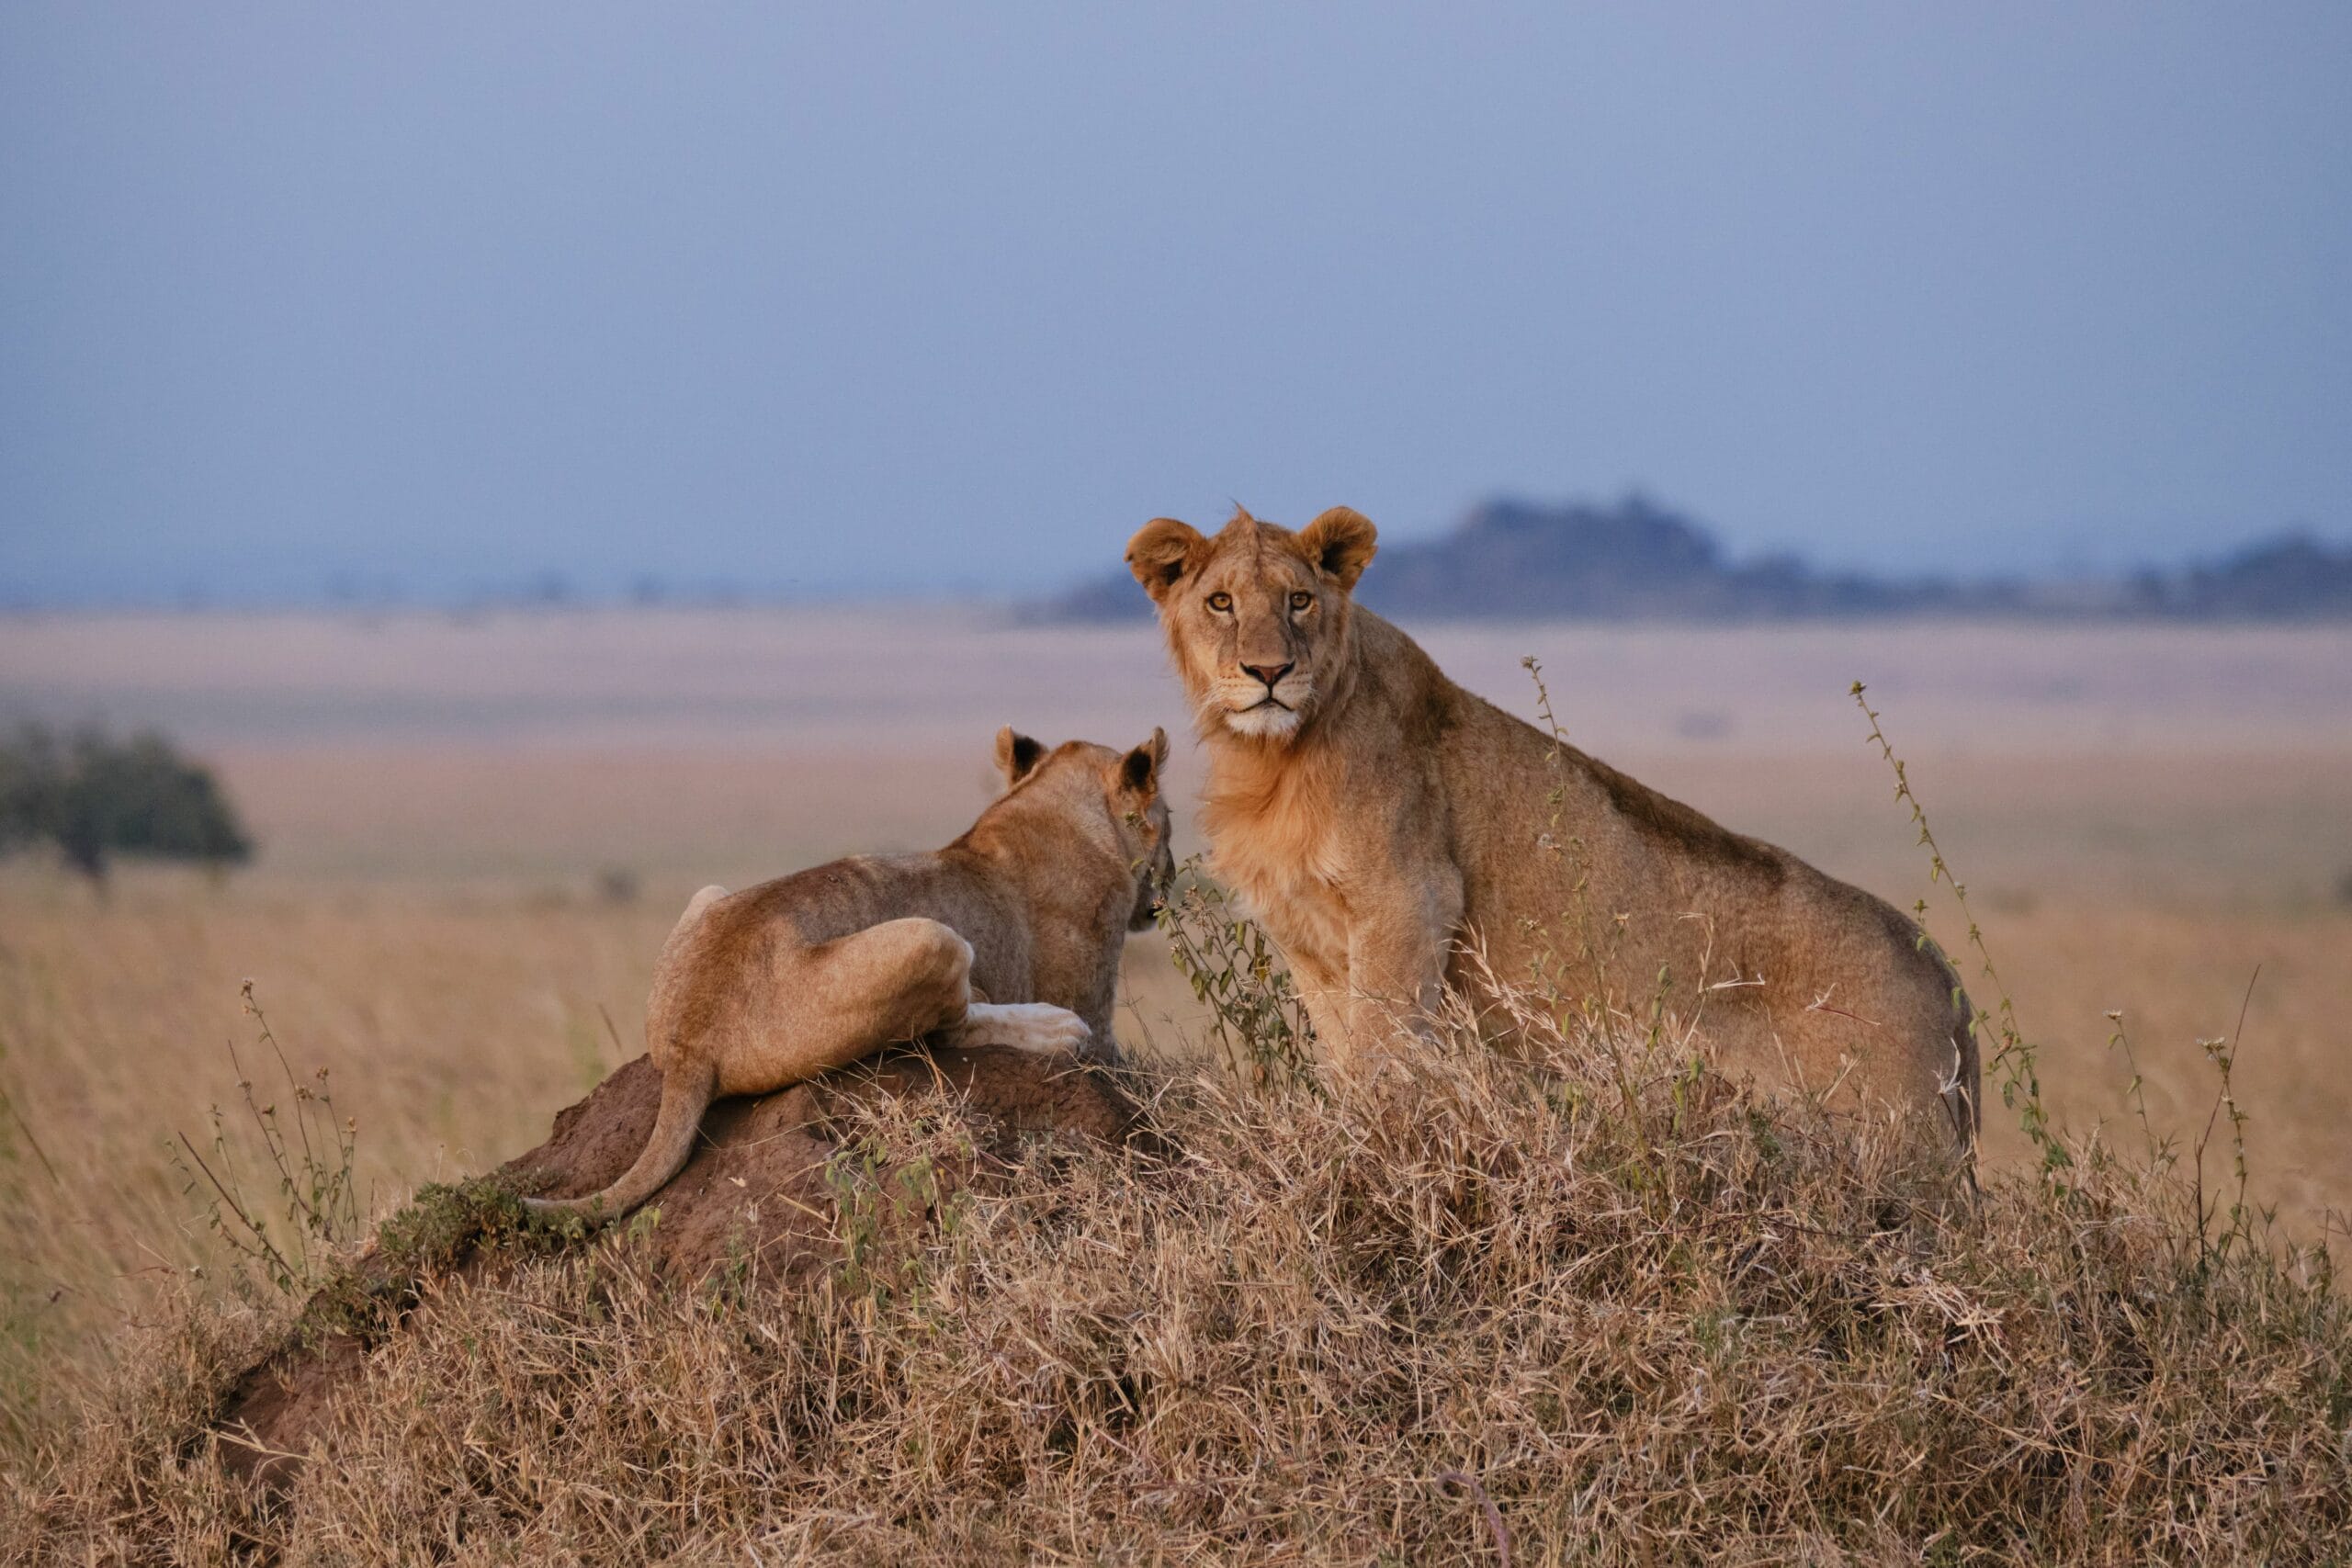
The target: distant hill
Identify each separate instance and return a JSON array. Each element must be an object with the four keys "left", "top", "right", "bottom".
[
  {"left": 1037, "top": 496, "right": 2352, "bottom": 623},
  {"left": 2119, "top": 532, "right": 2352, "bottom": 619}
]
